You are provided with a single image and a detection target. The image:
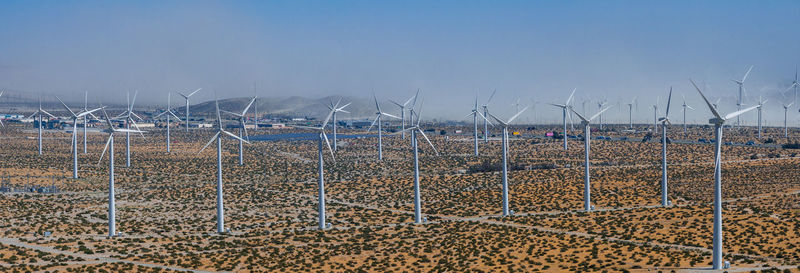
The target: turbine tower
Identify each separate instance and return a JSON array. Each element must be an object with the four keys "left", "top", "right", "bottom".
[
  {"left": 650, "top": 97, "right": 660, "bottom": 132},
  {"left": 548, "top": 88, "right": 576, "bottom": 150},
  {"left": 389, "top": 91, "right": 418, "bottom": 140},
  {"left": 780, "top": 88, "right": 795, "bottom": 138},
  {"left": 367, "top": 94, "right": 400, "bottom": 161},
  {"left": 27, "top": 97, "right": 55, "bottom": 155},
  {"left": 756, "top": 96, "right": 768, "bottom": 139},
  {"left": 294, "top": 107, "right": 337, "bottom": 229},
  {"left": 626, "top": 97, "right": 637, "bottom": 130},
  {"left": 691, "top": 79, "right": 758, "bottom": 270},
  {"left": 56, "top": 97, "right": 102, "bottom": 179},
  {"left": 81, "top": 91, "right": 99, "bottom": 154},
  {"left": 596, "top": 100, "right": 608, "bottom": 130},
  {"left": 198, "top": 99, "right": 249, "bottom": 233},
  {"left": 657, "top": 88, "right": 673, "bottom": 207},
  {"left": 326, "top": 98, "right": 351, "bottom": 151},
  {"left": 570, "top": 104, "right": 613, "bottom": 211},
  {"left": 115, "top": 92, "right": 145, "bottom": 168},
  {"left": 731, "top": 65, "right": 753, "bottom": 128},
  {"left": 466, "top": 95, "right": 491, "bottom": 156},
  {"left": 681, "top": 94, "right": 694, "bottom": 135},
  {"left": 0, "top": 91, "right": 3, "bottom": 127},
  {"left": 98, "top": 108, "right": 145, "bottom": 237},
  {"left": 222, "top": 96, "right": 257, "bottom": 166},
  {"left": 482, "top": 90, "right": 497, "bottom": 143},
  {"left": 487, "top": 106, "right": 528, "bottom": 217},
  {"left": 396, "top": 104, "right": 438, "bottom": 224},
  {"left": 154, "top": 93, "right": 182, "bottom": 153},
  {"left": 178, "top": 88, "right": 202, "bottom": 132}
]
